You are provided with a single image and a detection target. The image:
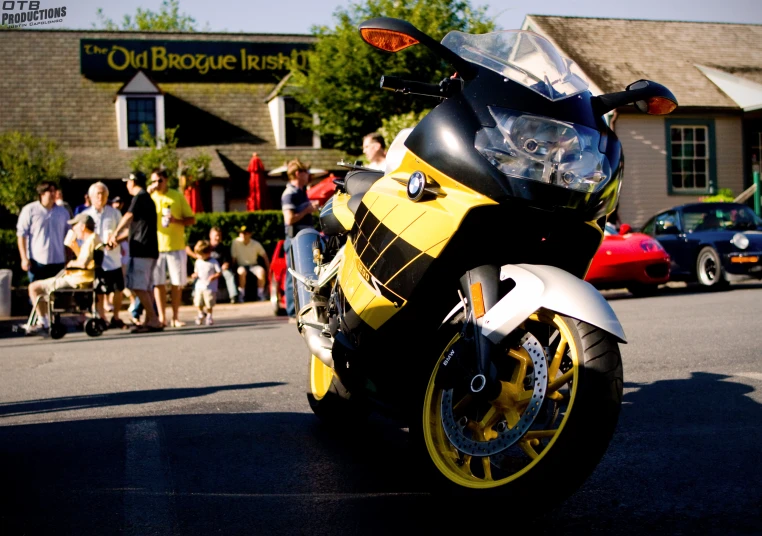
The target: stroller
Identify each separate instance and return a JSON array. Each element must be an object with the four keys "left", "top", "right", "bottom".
[{"left": 15, "top": 245, "right": 107, "bottom": 340}]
